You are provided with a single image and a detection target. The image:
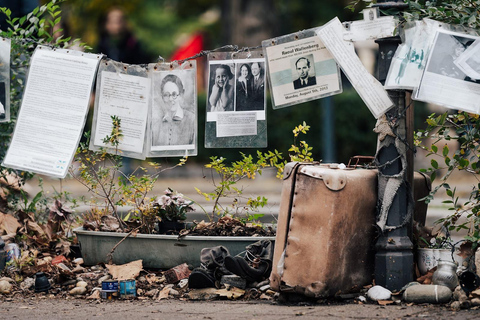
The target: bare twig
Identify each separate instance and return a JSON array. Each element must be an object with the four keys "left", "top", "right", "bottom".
[{"left": 106, "top": 225, "right": 142, "bottom": 264}]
